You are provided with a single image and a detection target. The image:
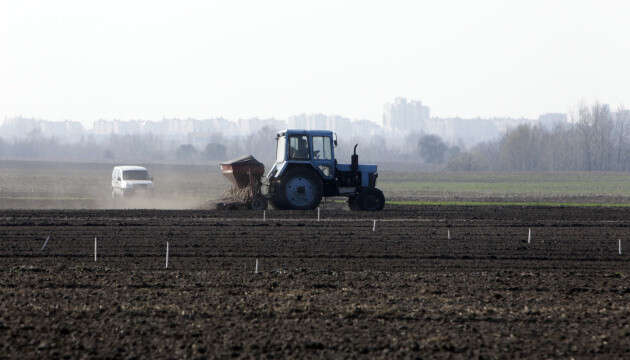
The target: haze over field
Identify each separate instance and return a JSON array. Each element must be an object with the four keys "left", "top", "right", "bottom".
[{"left": 1, "top": 1, "right": 629, "bottom": 169}]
